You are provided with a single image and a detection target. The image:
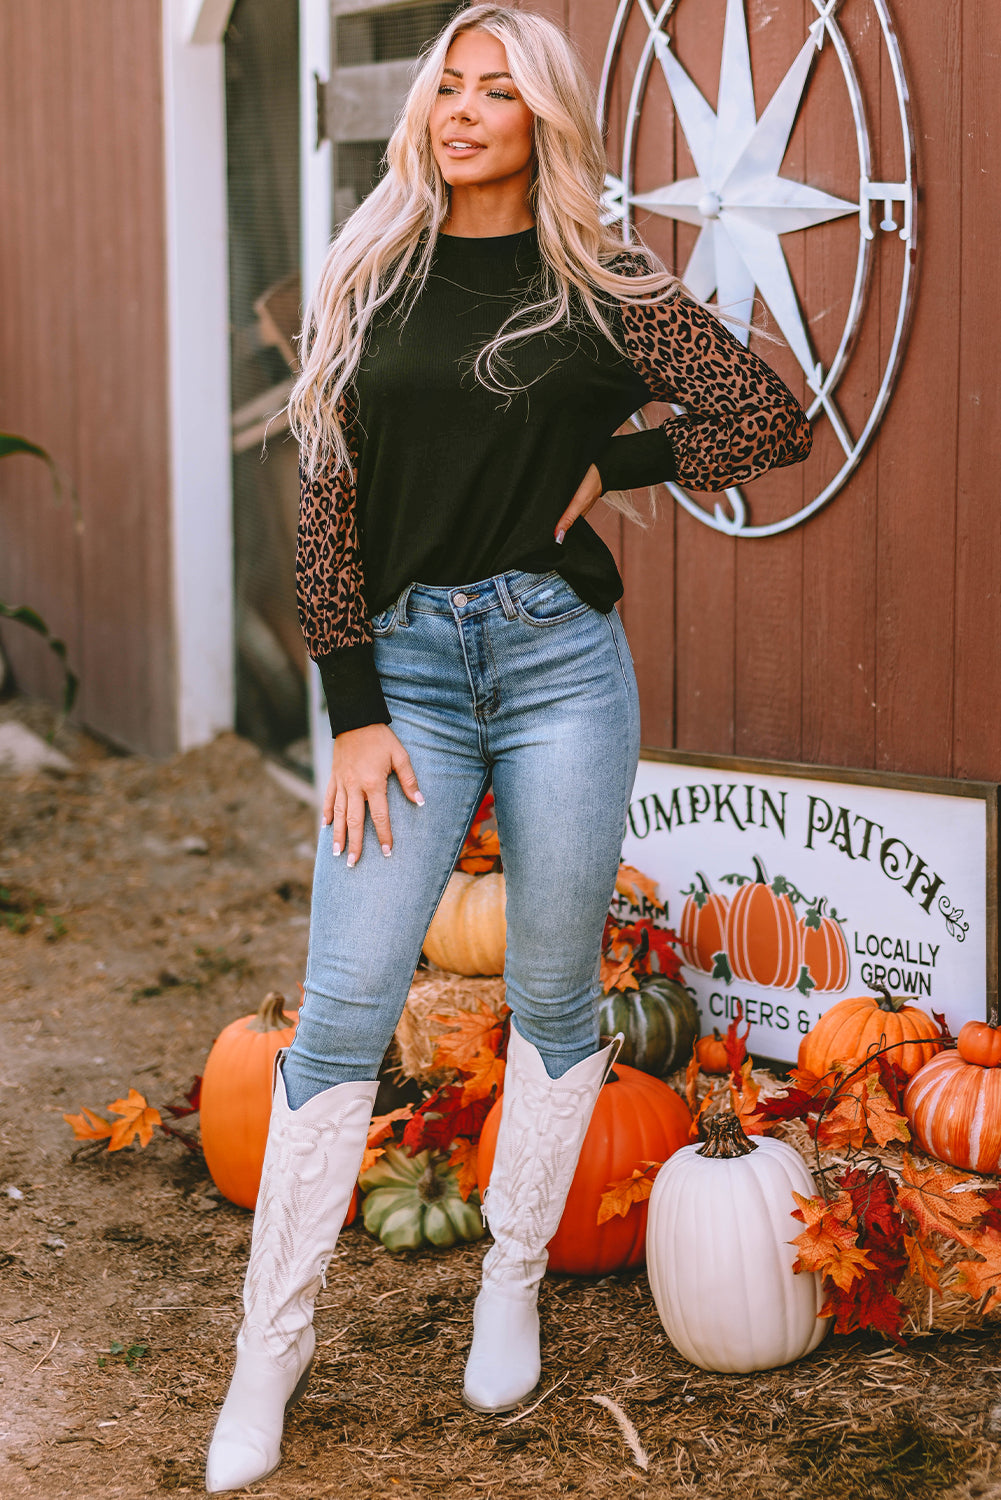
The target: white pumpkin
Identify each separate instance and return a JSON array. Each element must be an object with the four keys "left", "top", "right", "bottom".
[{"left": 646, "top": 1114, "right": 829, "bottom": 1372}]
